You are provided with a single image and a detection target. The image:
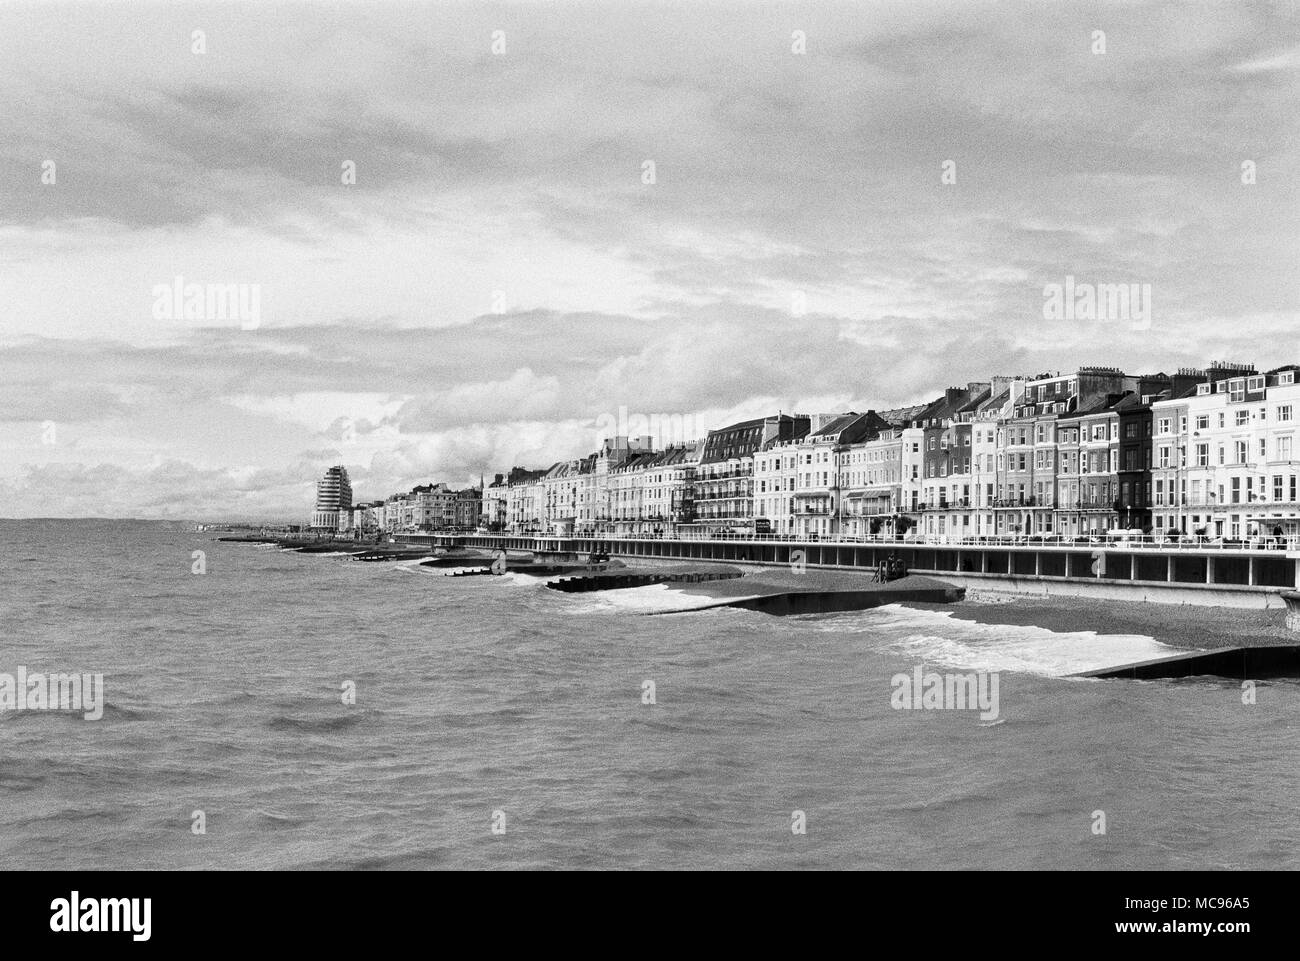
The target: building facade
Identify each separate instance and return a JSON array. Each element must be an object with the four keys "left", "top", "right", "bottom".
[{"left": 311, "top": 465, "right": 353, "bottom": 531}]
